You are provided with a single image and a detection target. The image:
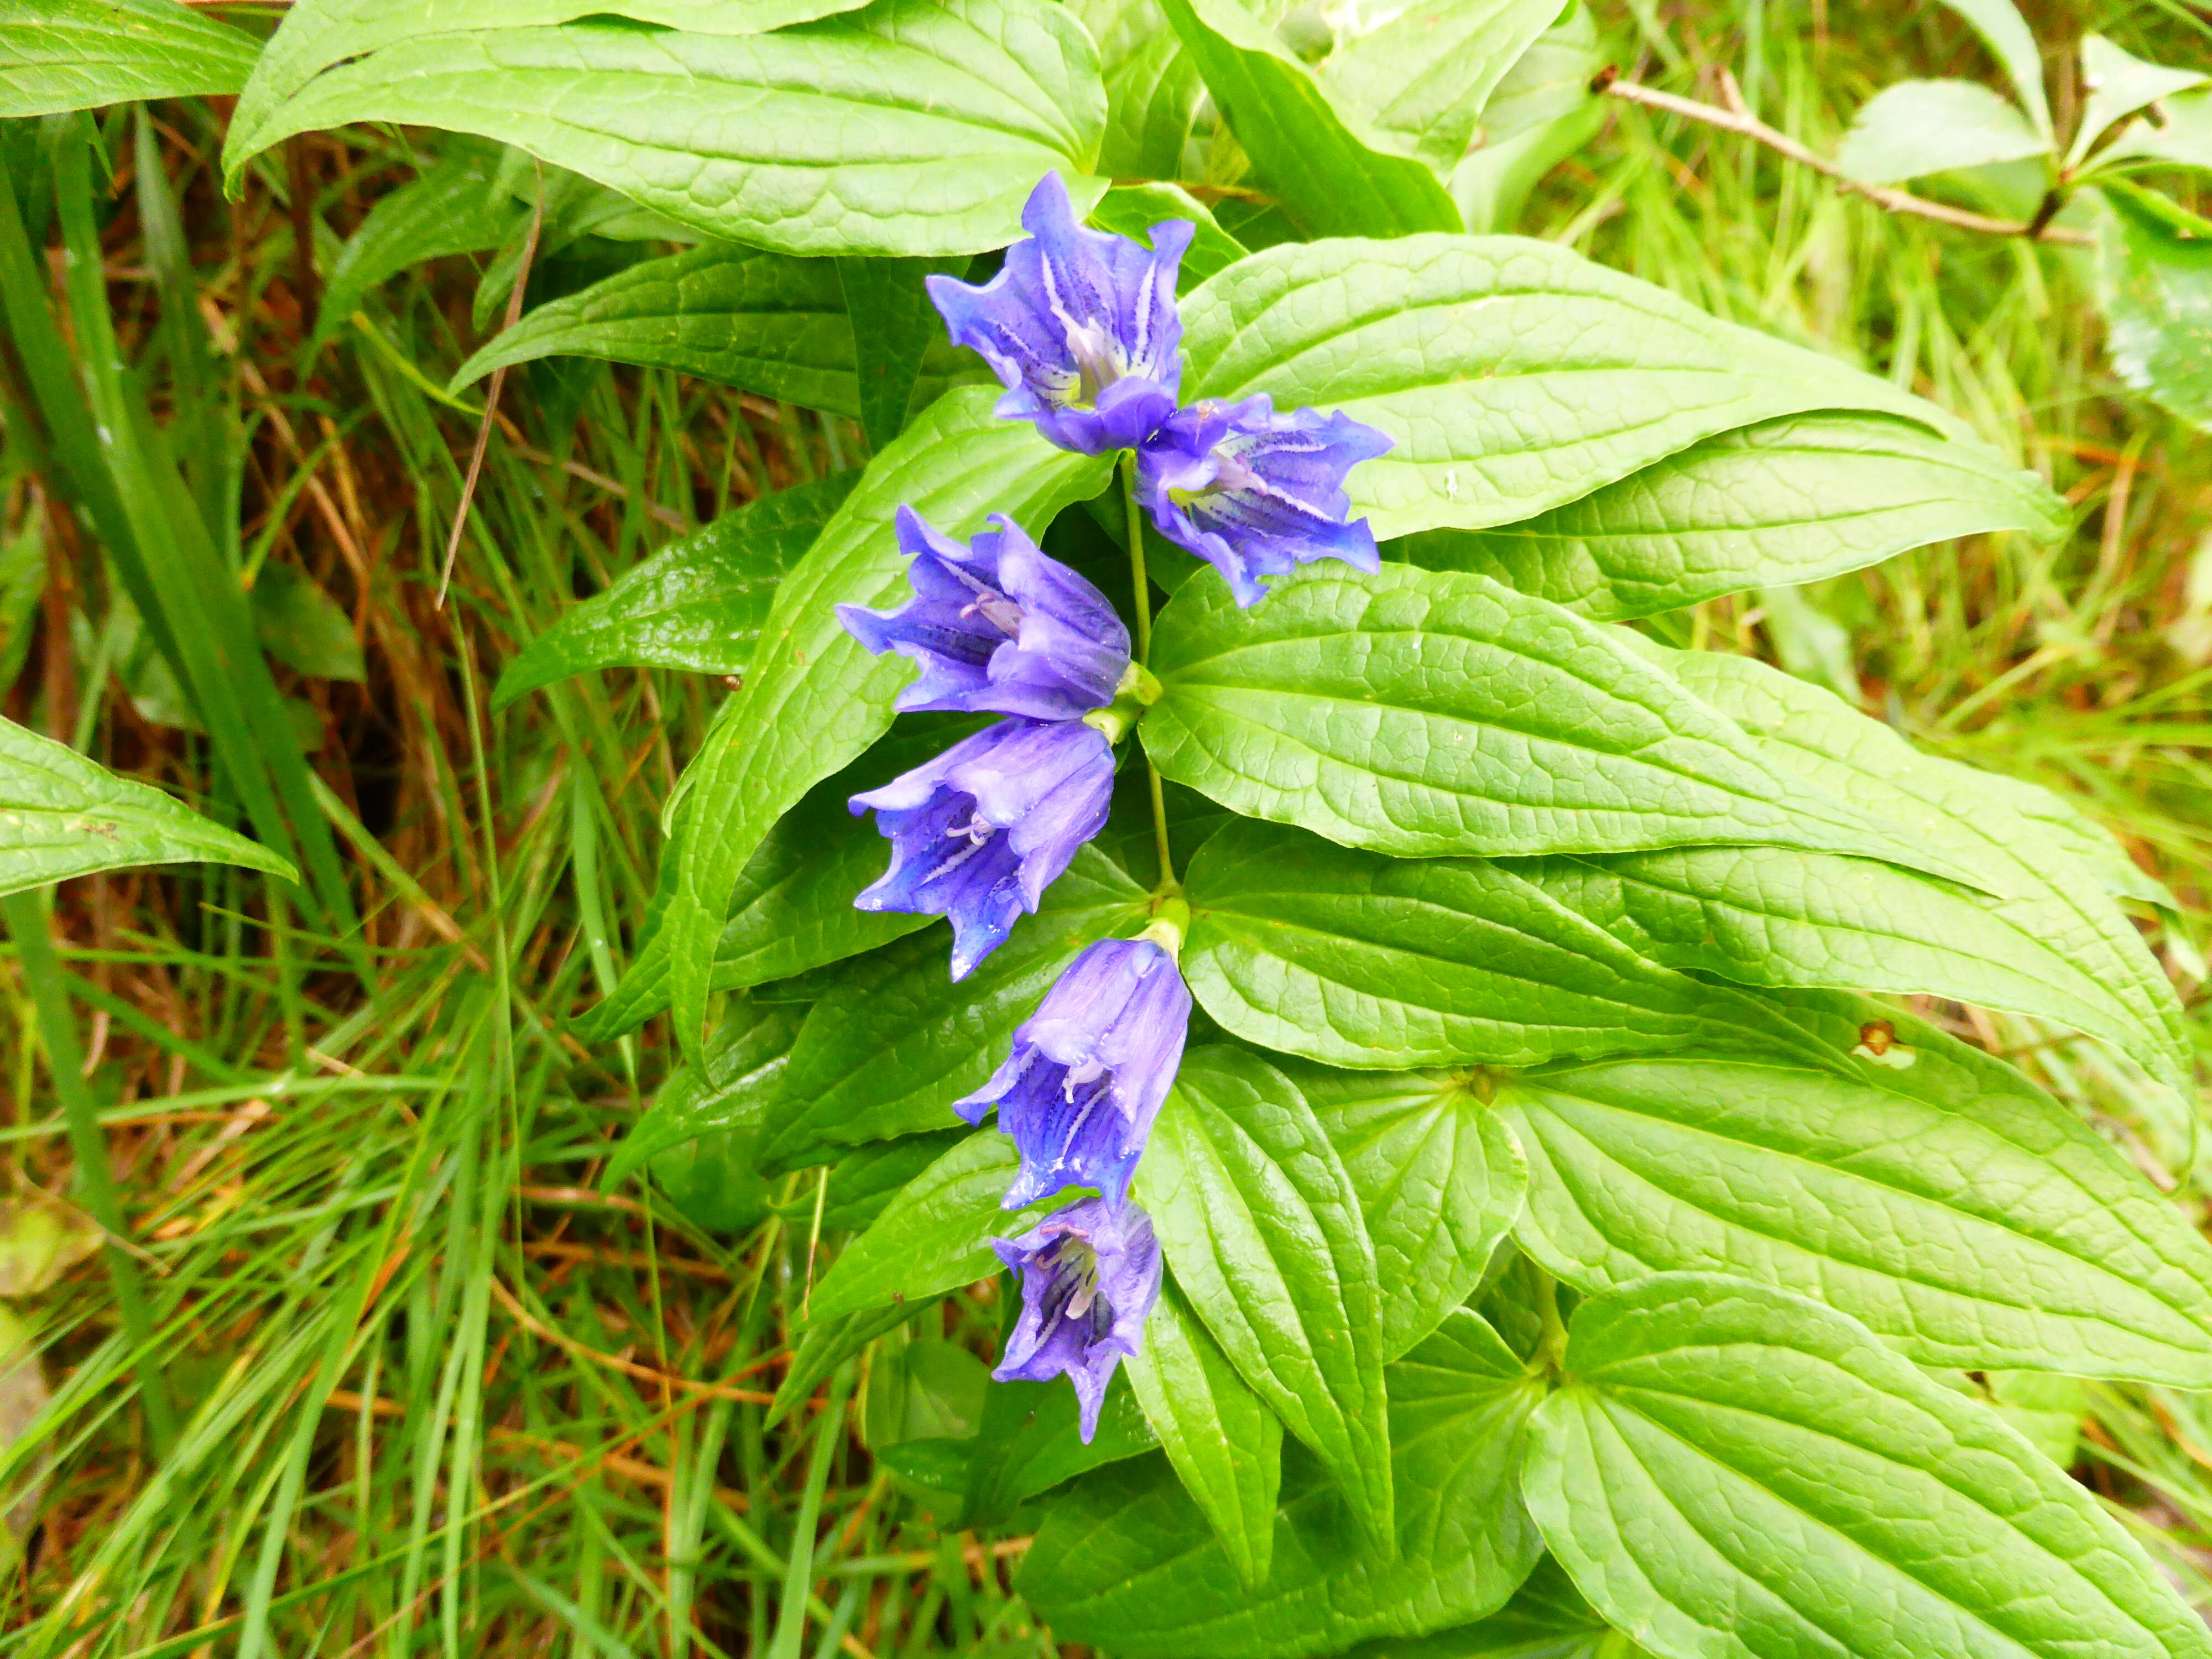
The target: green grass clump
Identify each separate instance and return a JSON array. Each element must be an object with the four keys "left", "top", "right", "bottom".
[{"left": 0, "top": 1, "right": 2206, "bottom": 1652}]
